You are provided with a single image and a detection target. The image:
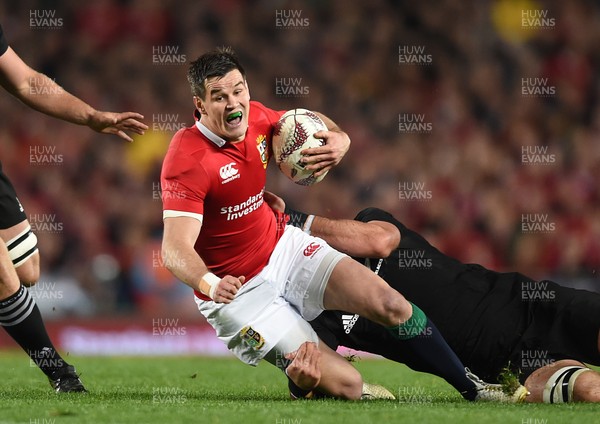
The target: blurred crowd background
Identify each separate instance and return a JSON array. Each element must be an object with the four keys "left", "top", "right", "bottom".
[{"left": 0, "top": 0, "right": 599, "bottom": 319}]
